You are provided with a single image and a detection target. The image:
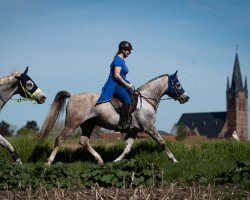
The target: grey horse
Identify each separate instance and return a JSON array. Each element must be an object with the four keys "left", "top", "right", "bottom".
[
  {"left": 0, "top": 67, "right": 46, "bottom": 163},
  {"left": 39, "top": 71, "right": 189, "bottom": 165}
]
